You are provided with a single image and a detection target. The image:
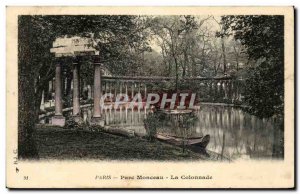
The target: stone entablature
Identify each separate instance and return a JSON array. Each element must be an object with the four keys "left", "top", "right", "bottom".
[
  {"left": 50, "top": 36, "right": 103, "bottom": 127},
  {"left": 50, "top": 36, "right": 100, "bottom": 57}
]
